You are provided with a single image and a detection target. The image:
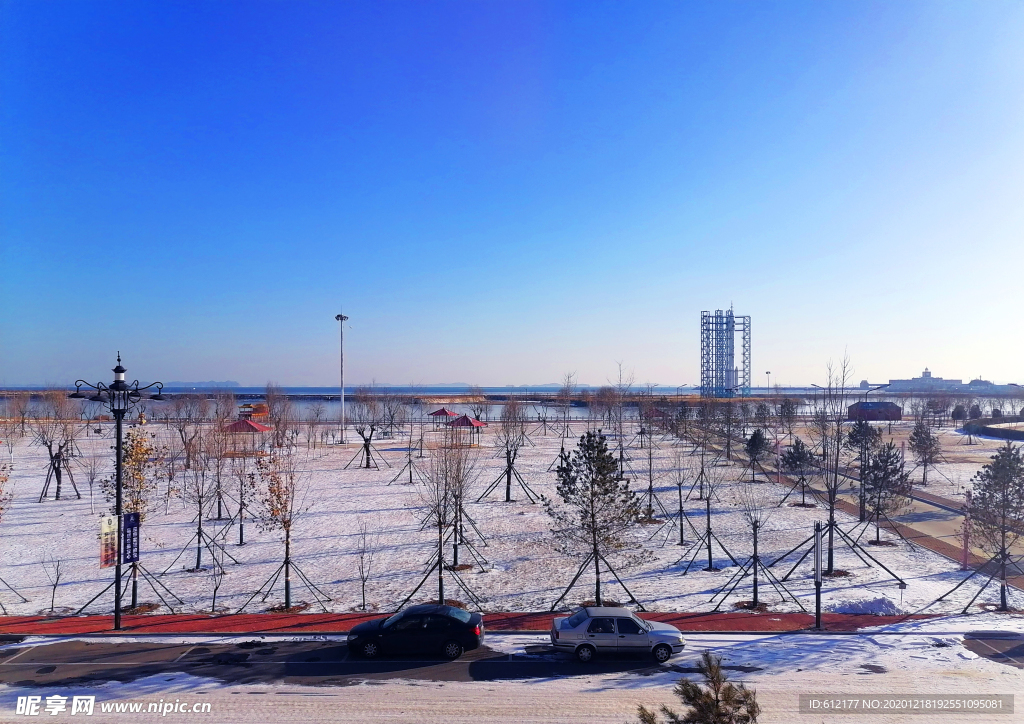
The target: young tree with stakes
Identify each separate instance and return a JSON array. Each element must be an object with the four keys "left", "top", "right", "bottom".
[
  {"left": 347, "top": 388, "right": 389, "bottom": 469},
  {"left": 32, "top": 391, "right": 83, "bottom": 501},
  {"left": 544, "top": 431, "right": 646, "bottom": 609},
  {"left": 405, "top": 427, "right": 482, "bottom": 609},
  {"left": 967, "top": 443, "right": 1024, "bottom": 611},
  {"left": 862, "top": 441, "right": 912, "bottom": 544},
  {"left": 780, "top": 438, "right": 816, "bottom": 507},
  {"left": 355, "top": 518, "right": 381, "bottom": 611},
  {"left": 243, "top": 449, "right": 329, "bottom": 611},
  {"left": 908, "top": 420, "right": 942, "bottom": 488},
  {"left": 743, "top": 429, "right": 771, "bottom": 482},
  {"left": 169, "top": 394, "right": 209, "bottom": 469},
  {"left": 0, "top": 463, "right": 26, "bottom": 611},
  {"left": 846, "top": 420, "right": 882, "bottom": 521},
  {"left": 479, "top": 396, "right": 536, "bottom": 502}
]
